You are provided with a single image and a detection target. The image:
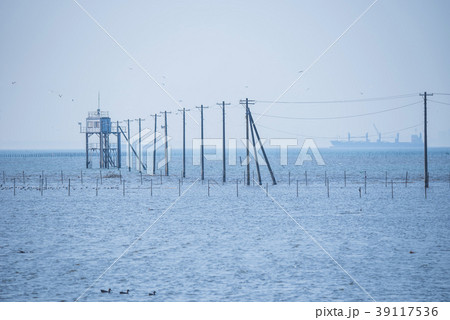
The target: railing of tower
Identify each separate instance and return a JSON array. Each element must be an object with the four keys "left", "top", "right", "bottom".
[
  {"left": 87, "top": 110, "right": 109, "bottom": 118},
  {"left": 80, "top": 123, "right": 125, "bottom": 134}
]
